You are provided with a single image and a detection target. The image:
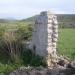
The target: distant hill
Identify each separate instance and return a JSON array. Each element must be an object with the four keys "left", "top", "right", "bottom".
[
  {"left": 0, "top": 19, "right": 17, "bottom": 23},
  {"left": 0, "top": 14, "right": 75, "bottom": 28},
  {"left": 21, "top": 14, "right": 75, "bottom": 28},
  {"left": 19, "top": 15, "right": 37, "bottom": 23},
  {"left": 57, "top": 14, "right": 75, "bottom": 28}
]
